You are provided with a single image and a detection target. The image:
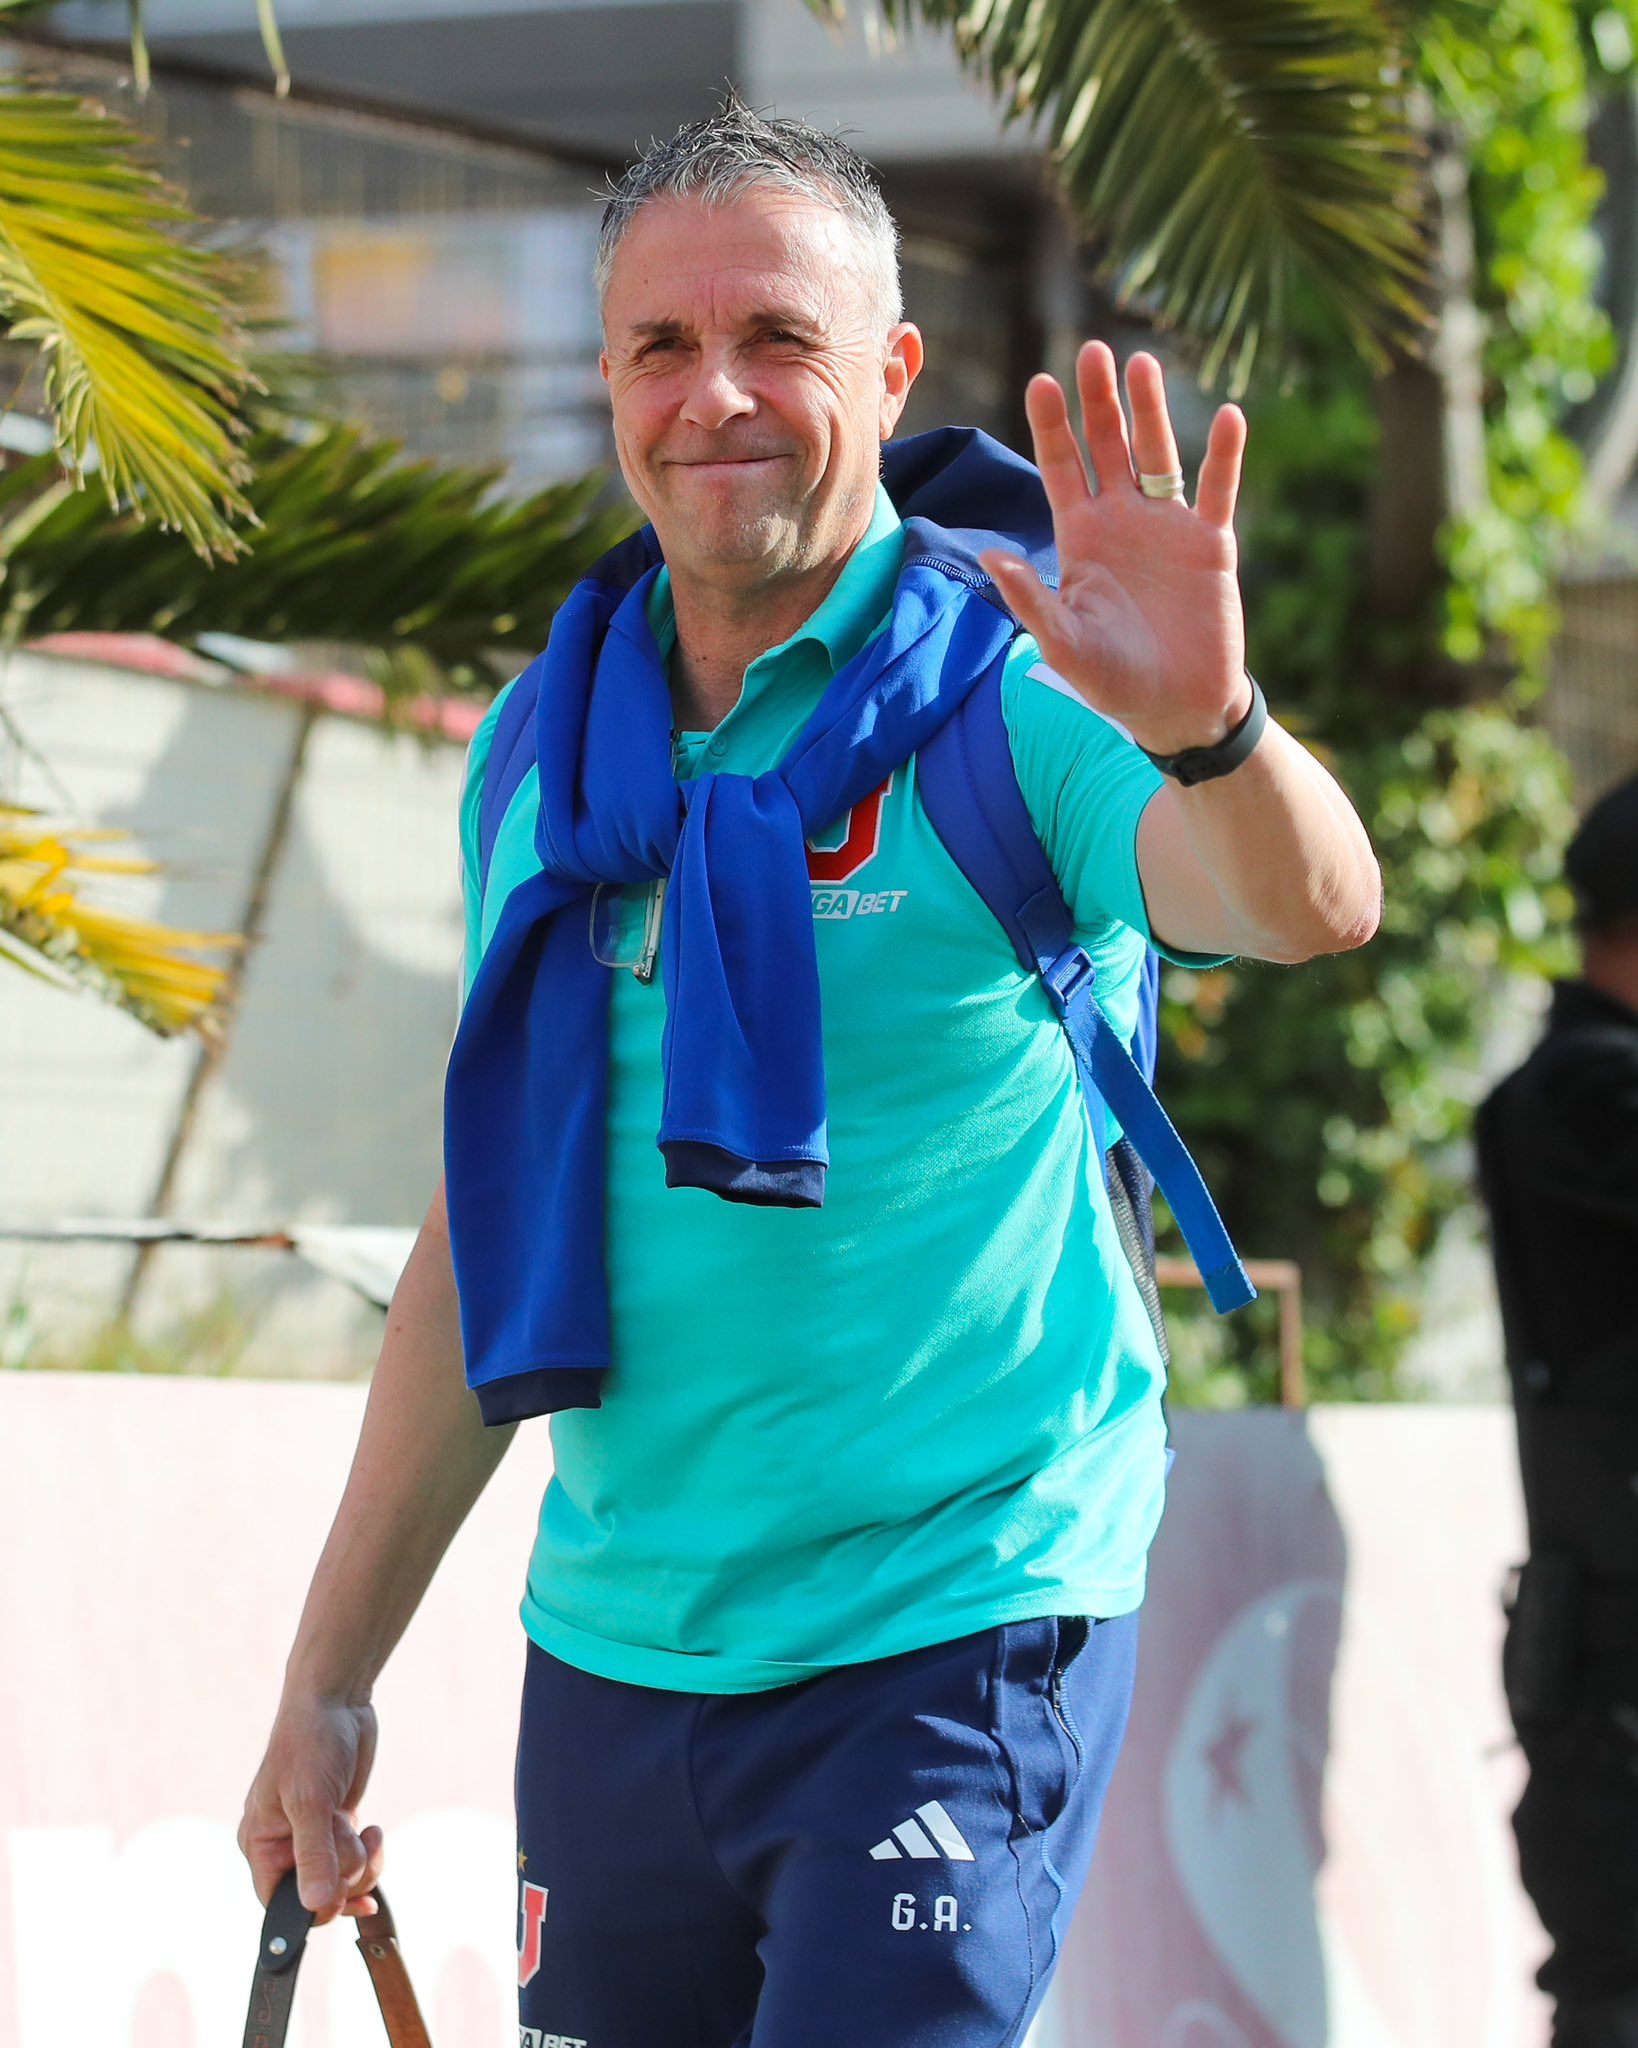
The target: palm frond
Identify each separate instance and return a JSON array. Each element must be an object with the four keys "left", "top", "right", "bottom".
[
  {"left": 0, "top": 426, "right": 636, "bottom": 692},
  {"left": 0, "top": 802, "right": 235, "bottom": 1035},
  {"left": 0, "top": 78, "right": 257, "bottom": 555},
  {"left": 852, "top": 0, "right": 1428, "bottom": 389},
  {"left": 254, "top": 0, "right": 292, "bottom": 97}
]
